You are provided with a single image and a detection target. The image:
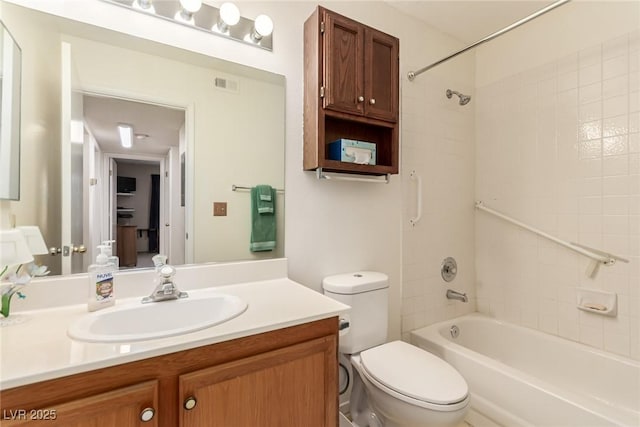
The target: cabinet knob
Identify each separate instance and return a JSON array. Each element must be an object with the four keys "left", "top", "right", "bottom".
[
  {"left": 357, "top": 96, "right": 364, "bottom": 102},
  {"left": 184, "top": 396, "right": 197, "bottom": 410},
  {"left": 369, "top": 98, "right": 376, "bottom": 105},
  {"left": 140, "top": 407, "right": 155, "bottom": 422}
]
